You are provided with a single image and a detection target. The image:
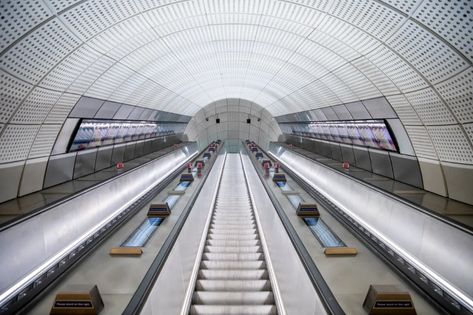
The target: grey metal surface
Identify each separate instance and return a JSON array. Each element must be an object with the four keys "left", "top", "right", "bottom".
[
  {"left": 241, "top": 152, "right": 330, "bottom": 315},
  {"left": 390, "top": 153, "right": 423, "bottom": 188},
  {"left": 95, "top": 146, "right": 113, "bottom": 171},
  {"left": 189, "top": 154, "right": 277, "bottom": 315},
  {"left": 0, "top": 161, "right": 23, "bottom": 203},
  {"left": 268, "top": 143, "right": 473, "bottom": 311},
  {"left": 43, "top": 152, "right": 76, "bottom": 188},
  {"left": 95, "top": 101, "right": 121, "bottom": 119},
  {"left": 137, "top": 152, "right": 226, "bottom": 315},
  {"left": 362, "top": 98, "right": 397, "bottom": 119},
  {"left": 368, "top": 149, "right": 394, "bottom": 178},
  {"left": 68, "top": 96, "right": 103, "bottom": 118},
  {"left": 0, "top": 143, "right": 198, "bottom": 306},
  {"left": 73, "top": 149, "right": 97, "bottom": 179},
  {"left": 19, "top": 157, "right": 48, "bottom": 196}
]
